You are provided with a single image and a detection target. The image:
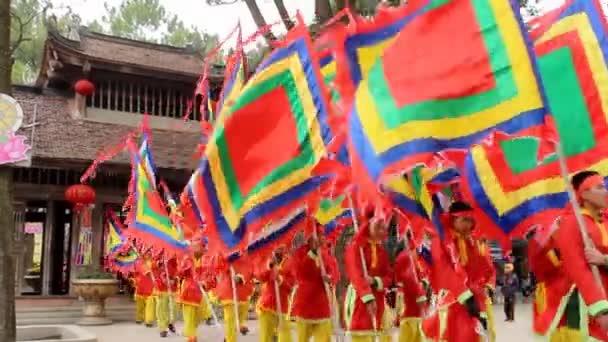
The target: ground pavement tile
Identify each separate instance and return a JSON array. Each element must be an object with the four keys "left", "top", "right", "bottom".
[{"left": 84, "top": 304, "right": 535, "bottom": 341}]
